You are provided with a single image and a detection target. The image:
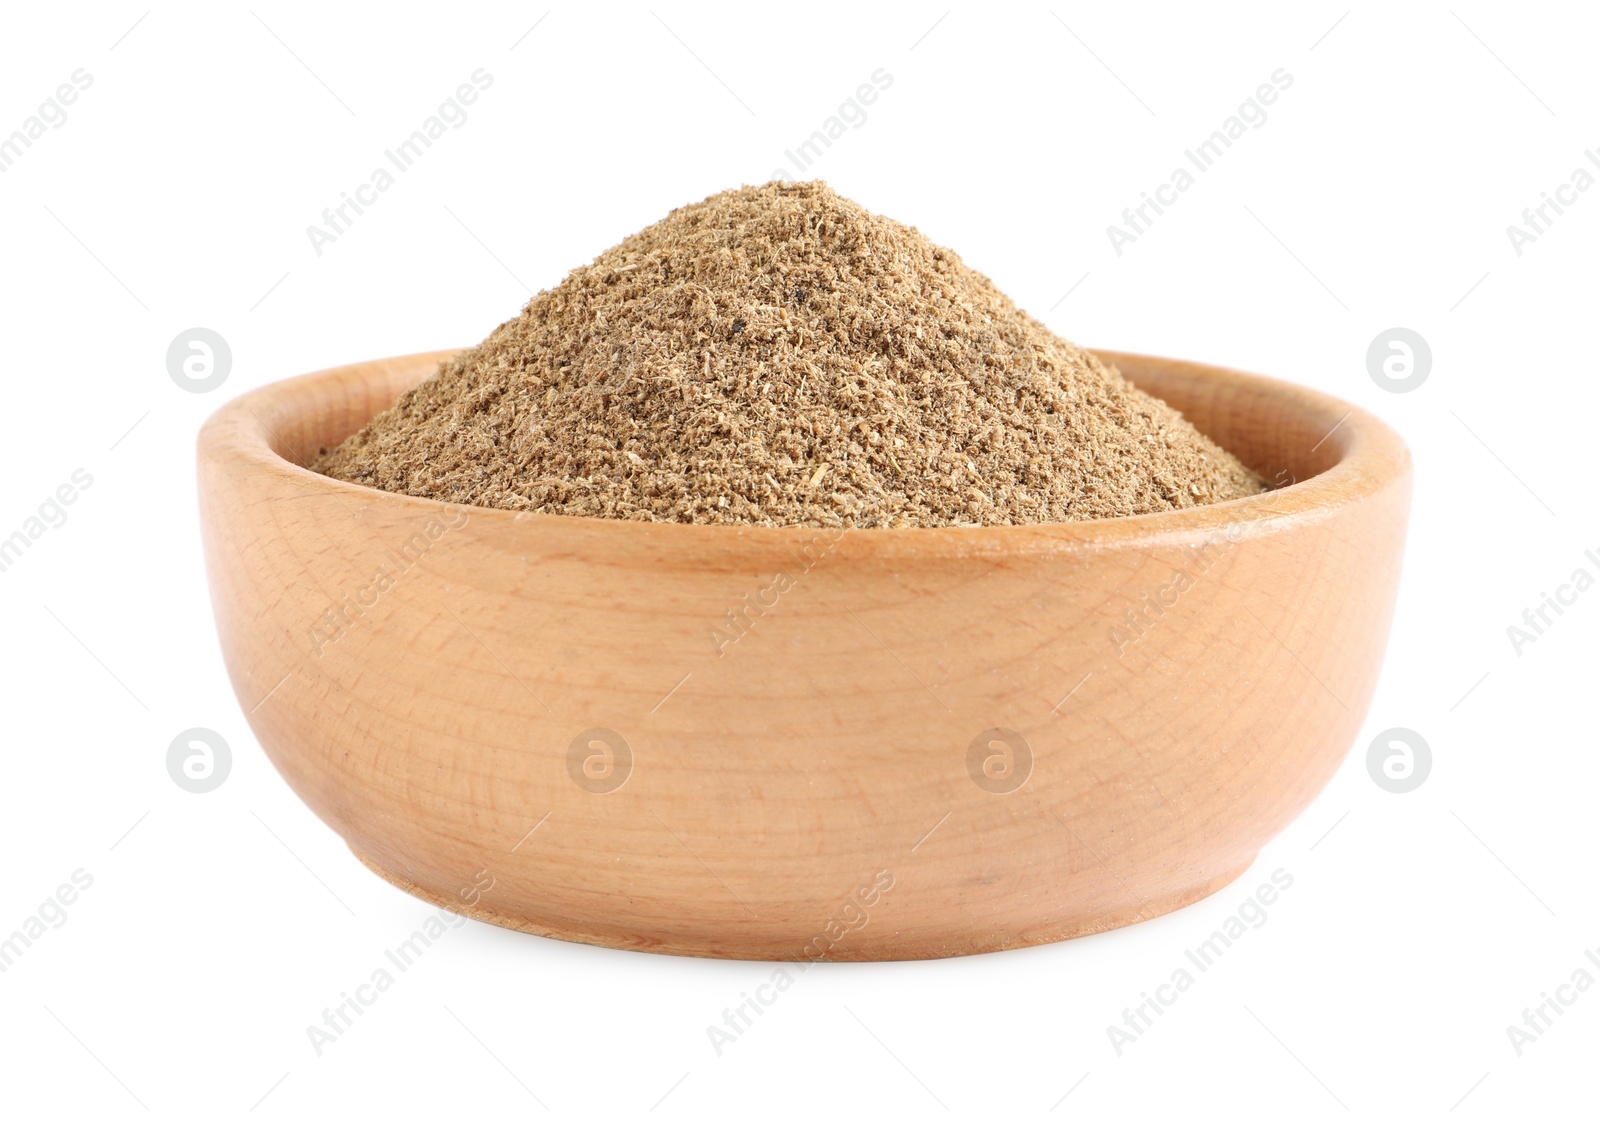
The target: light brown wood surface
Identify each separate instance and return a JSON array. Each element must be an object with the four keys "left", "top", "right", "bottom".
[{"left": 197, "top": 350, "right": 1411, "bottom": 960}]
